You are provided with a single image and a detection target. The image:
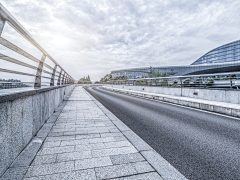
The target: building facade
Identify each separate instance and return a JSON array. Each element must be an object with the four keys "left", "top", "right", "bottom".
[
  {"left": 112, "top": 40, "right": 240, "bottom": 79},
  {"left": 0, "top": 82, "right": 22, "bottom": 89}
]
